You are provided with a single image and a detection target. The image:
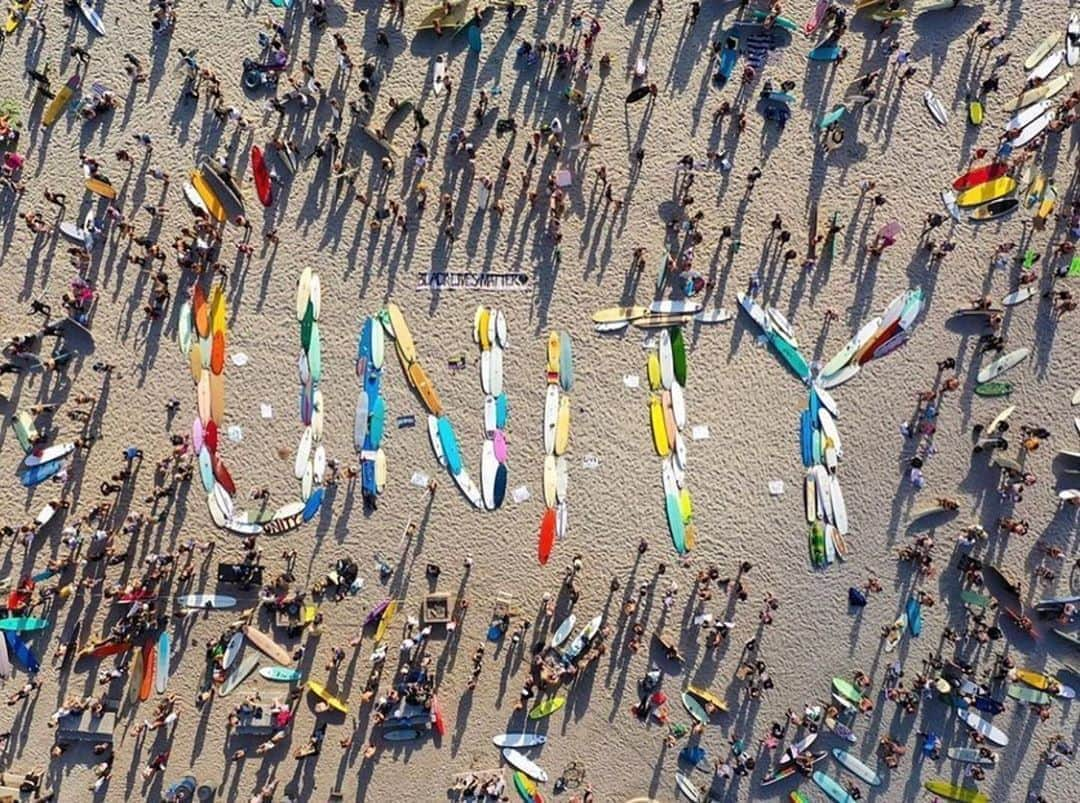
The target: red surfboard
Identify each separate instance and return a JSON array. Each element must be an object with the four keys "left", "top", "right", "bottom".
[
  {"left": 538, "top": 509, "right": 556, "bottom": 565},
  {"left": 212, "top": 454, "right": 235, "bottom": 494},
  {"left": 251, "top": 146, "right": 272, "bottom": 207},
  {"left": 952, "top": 162, "right": 1008, "bottom": 192}
]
